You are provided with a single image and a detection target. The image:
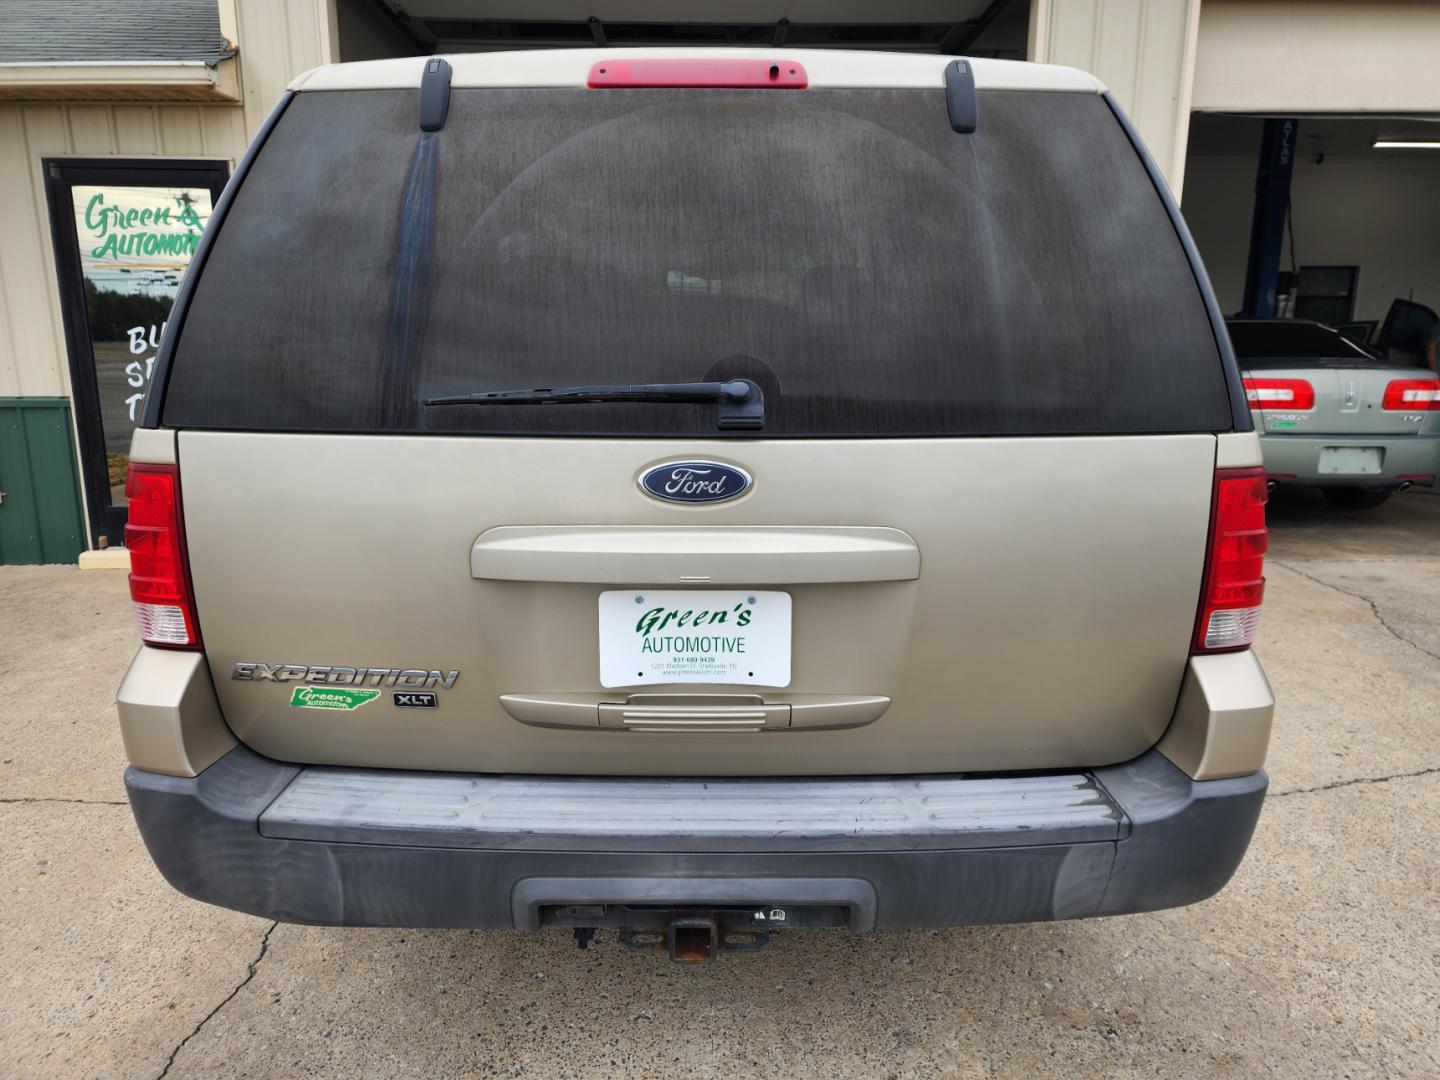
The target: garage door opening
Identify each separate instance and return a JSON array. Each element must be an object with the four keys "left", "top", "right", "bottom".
[
  {"left": 1182, "top": 112, "right": 1440, "bottom": 510},
  {"left": 1182, "top": 113, "right": 1440, "bottom": 366},
  {"left": 332, "top": 1, "right": 1030, "bottom": 61}
]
